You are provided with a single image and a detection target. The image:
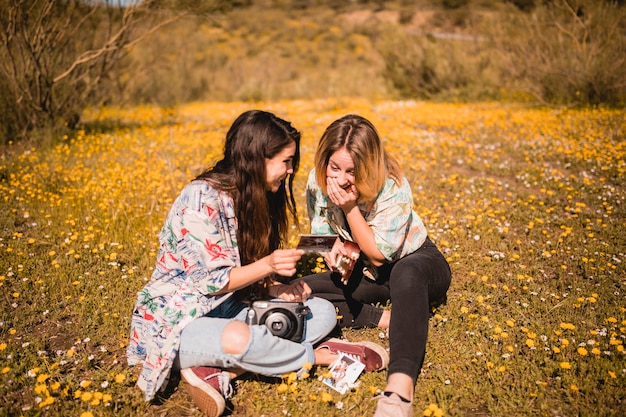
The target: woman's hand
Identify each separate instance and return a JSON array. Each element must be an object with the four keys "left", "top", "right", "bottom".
[
  {"left": 215, "top": 248, "right": 305, "bottom": 295},
  {"left": 265, "top": 248, "right": 304, "bottom": 278},
  {"left": 326, "top": 177, "right": 359, "bottom": 211},
  {"left": 271, "top": 280, "right": 312, "bottom": 302},
  {"left": 324, "top": 237, "right": 345, "bottom": 270},
  {"left": 324, "top": 238, "right": 360, "bottom": 283}
]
